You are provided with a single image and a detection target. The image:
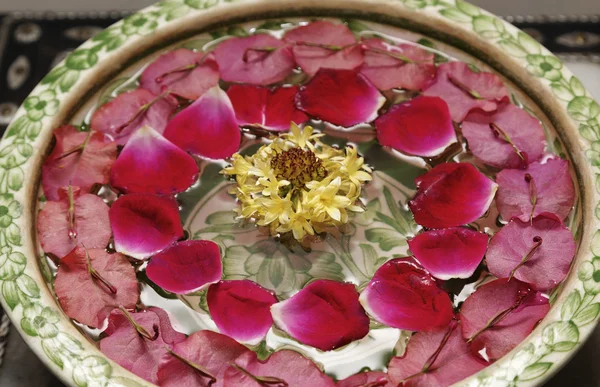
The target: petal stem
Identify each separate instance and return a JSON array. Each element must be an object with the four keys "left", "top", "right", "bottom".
[
  {"left": 229, "top": 363, "right": 289, "bottom": 387},
  {"left": 362, "top": 46, "right": 416, "bottom": 64},
  {"left": 84, "top": 247, "right": 117, "bottom": 294},
  {"left": 154, "top": 53, "right": 211, "bottom": 83},
  {"left": 489, "top": 122, "right": 525, "bottom": 162},
  {"left": 167, "top": 347, "right": 217, "bottom": 385},
  {"left": 467, "top": 293, "right": 527, "bottom": 343},
  {"left": 67, "top": 185, "right": 77, "bottom": 240},
  {"left": 118, "top": 305, "right": 159, "bottom": 341},
  {"left": 115, "top": 91, "right": 171, "bottom": 134},
  {"left": 57, "top": 131, "right": 93, "bottom": 160},
  {"left": 508, "top": 236, "right": 543, "bottom": 281},
  {"left": 524, "top": 173, "right": 538, "bottom": 222},
  {"left": 447, "top": 74, "right": 483, "bottom": 100},
  {"left": 242, "top": 46, "right": 278, "bottom": 62}
]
